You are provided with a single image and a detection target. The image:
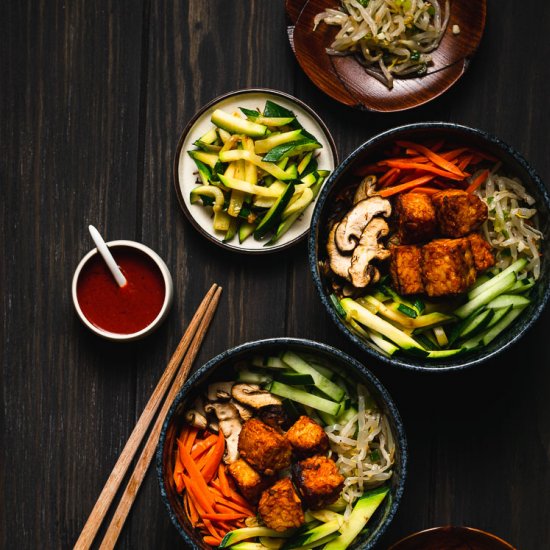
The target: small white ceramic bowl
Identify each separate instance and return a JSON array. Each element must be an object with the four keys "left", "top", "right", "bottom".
[
  {"left": 174, "top": 88, "right": 338, "bottom": 254},
  {"left": 72, "top": 240, "right": 174, "bottom": 342}
]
